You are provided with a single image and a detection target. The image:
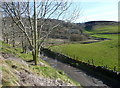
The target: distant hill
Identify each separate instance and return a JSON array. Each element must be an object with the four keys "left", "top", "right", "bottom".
[
  {"left": 80, "top": 21, "right": 119, "bottom": 34},
  {"left": 2, "top": 17, "right": 86, "bottom": 40},
  {"left": 38, "top": 18, "right": 85, "bottom": 39},
  {"left": 84, "top": 21, "right": 118, "bottom": 31}
]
